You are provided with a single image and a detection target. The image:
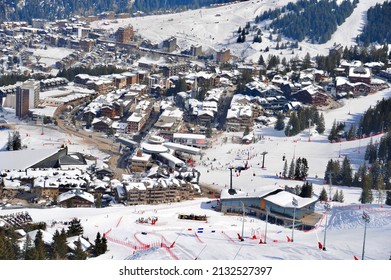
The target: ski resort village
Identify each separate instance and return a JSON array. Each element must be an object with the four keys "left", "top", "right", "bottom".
[{"left": 0, "top": 0, "right": 391, "bottom": 265}]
